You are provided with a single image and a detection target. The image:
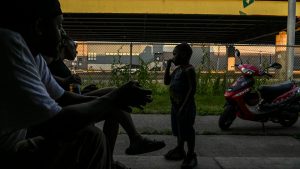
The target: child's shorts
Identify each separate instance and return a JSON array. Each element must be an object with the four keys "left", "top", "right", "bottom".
[{"left": 171, "top": 101, "right": 196, "bottom": 141}]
